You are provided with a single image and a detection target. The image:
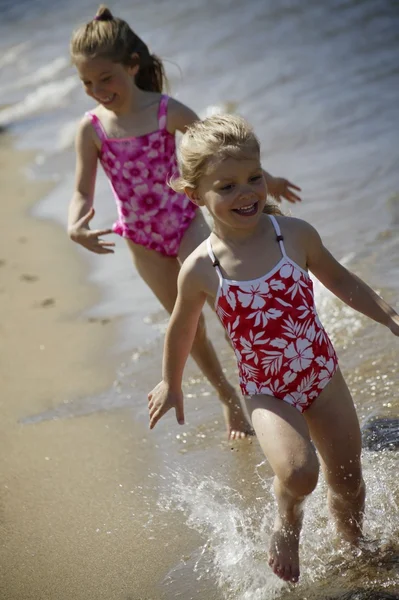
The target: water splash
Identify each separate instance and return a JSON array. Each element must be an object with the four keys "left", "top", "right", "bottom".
[{"left": 159, "top": 450, "right": 399, "bottom": 599}]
